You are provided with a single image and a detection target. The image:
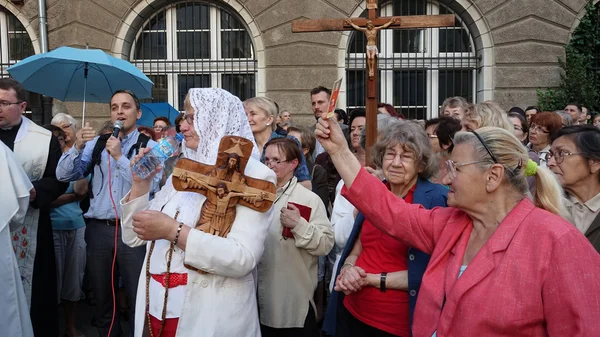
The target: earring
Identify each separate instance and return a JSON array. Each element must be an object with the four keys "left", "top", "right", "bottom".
[{"left": 266, "top": 123, "right": 271, "bottom": 126}]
